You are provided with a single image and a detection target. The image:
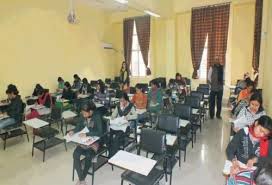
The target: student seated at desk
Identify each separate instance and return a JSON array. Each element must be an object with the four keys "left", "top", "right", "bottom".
[
  {"left": 111, "top": 92, "right": 137, "bottom": 121},
  {"left": 237, "top": 80, "right": 255, "bottom": 103},
  {"left": 147, "top": 80, "right": 163, "bottom": 114},
  {"left": 0, "top": 85, "right": 23, "bottom": 130},
  {"left": 79, "top": 78, "right": 91, "bottom": 95},
  {"left": 62, "top": 82, "right": 76, "bottom": 101},
  {"left": 26, "top": 88, "right": 52, "bottom": 120},
  {"left": 175, "top": 73, "right": 187, "bottom": 95},
  {"left": 226, "top": 116, "right": 272, "bottom": 171},
  {"left": 57, "top": 77, "right": 65, "bottom": 92},
  {"left": 233, "top": 93, "right": 266, "bottom": 132},
  {"left": 131, "top": 84, "right": 147, "bottom": 110},
  {"left": 72, "top": 74, "right": 82, "bottom": 90},
  {"left": 68, "top": 102, "right": 103, "bottom": 185},
  {"left": 32, "top": 84, "right": 43, "bottom": 97},
  {"left": 94, "top": 82, "right": 107, "bottom": 103}
]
